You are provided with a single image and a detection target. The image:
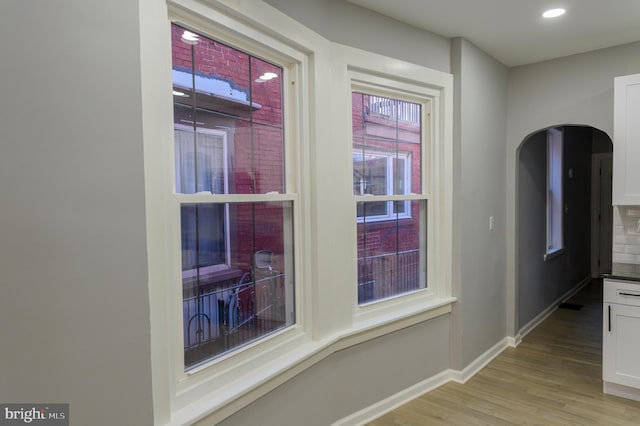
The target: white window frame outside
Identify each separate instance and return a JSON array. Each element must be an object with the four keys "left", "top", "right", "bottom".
[
  {"left": 144, "top": 3, "right": 312, "bottom": 423},
  {"left": 353, "top": 150, "right": 412, "bottom": 222},
  {"left": 171, "top": 22, "right": 299, "bottom": 371},
  {"left": 545, "top": 127, "right": 564, "bottom": 260},
  {"left": 141, "top": 2, "right": 454, "bottom": 424},
  {"left": 337, "top": 48, "right": 454, "bottom": 326},
  {"left": 174, "top": 124, "right": 232, "bottom": 276}
]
